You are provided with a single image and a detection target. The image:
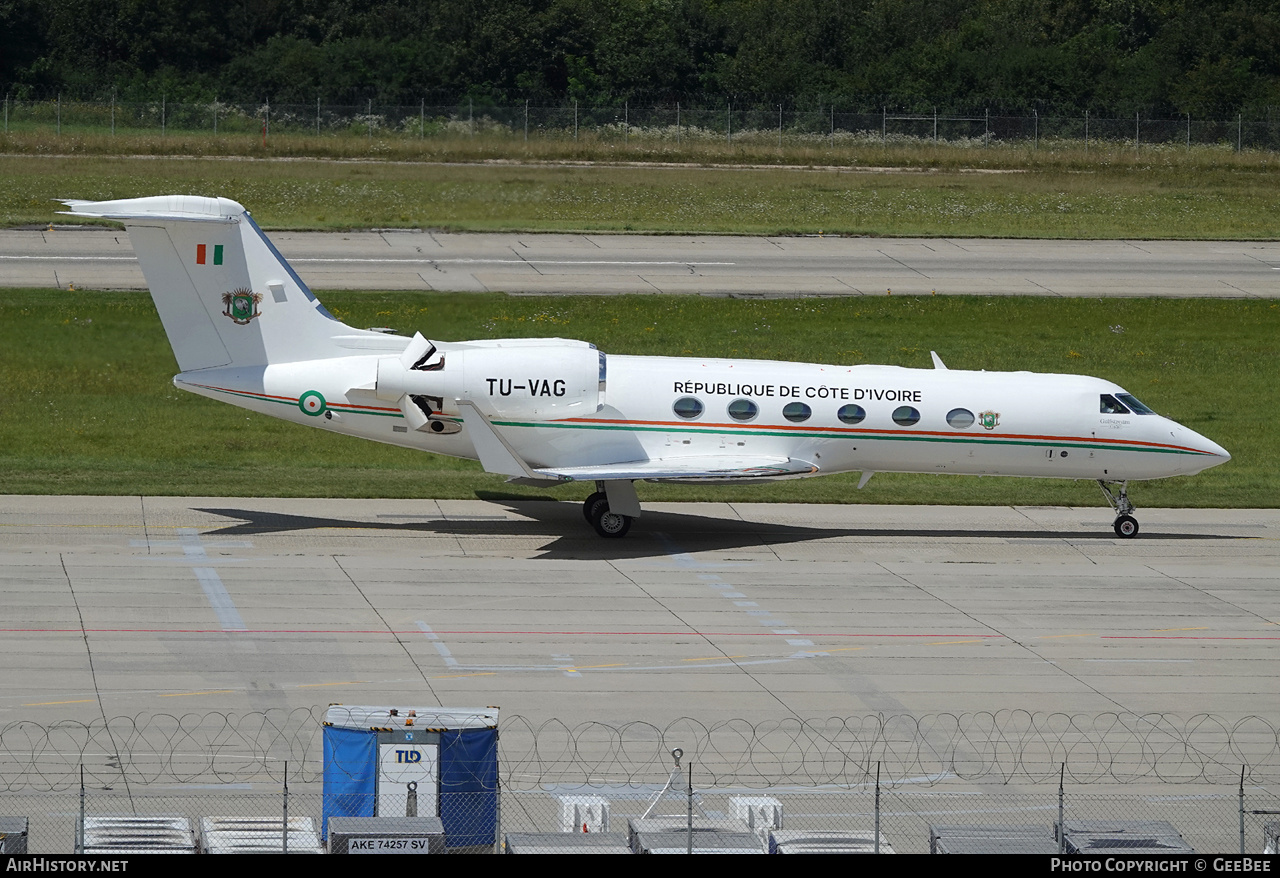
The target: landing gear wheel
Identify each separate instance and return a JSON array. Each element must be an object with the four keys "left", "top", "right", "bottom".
[
  {"left": 583, "top": 491, "right": 607, "bottom": 523},
  {"left": 1114, "top": 514, "right": 1139, "bottom": 539},
  {"left": 1099, "top": 480, "right": 1140, "bottom": 539},
  {"left": 586, "top": 497, "right": 632, "bottom": 538}
]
